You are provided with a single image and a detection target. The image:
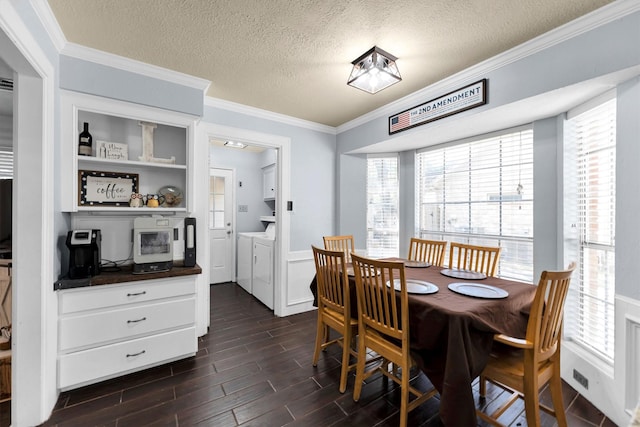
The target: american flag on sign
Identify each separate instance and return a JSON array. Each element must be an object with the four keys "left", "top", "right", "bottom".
[{"left": 390, "top": 111, "right": 411, "bottom": 133}]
